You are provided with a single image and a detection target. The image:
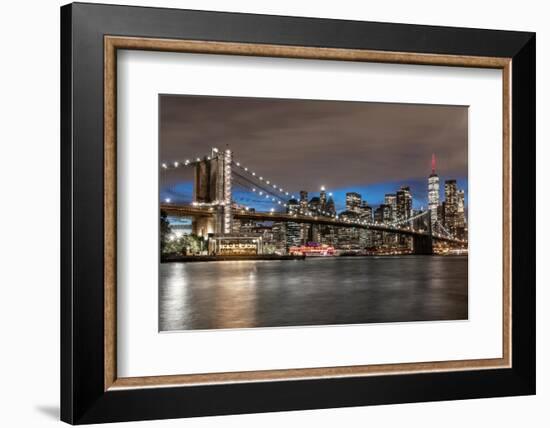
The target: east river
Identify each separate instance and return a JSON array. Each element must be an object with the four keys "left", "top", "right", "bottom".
[{"left": 159, "top": 256, "right": 468, "bottom": 331}]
